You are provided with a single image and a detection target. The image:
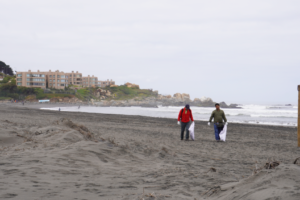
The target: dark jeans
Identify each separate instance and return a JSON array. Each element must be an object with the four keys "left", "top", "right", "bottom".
[
  {"left": 181, "top": 122, "right": 190, "bottom": 140},
  {"left": 214, "top": 124, "right": 224, "bottom": 140}
]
